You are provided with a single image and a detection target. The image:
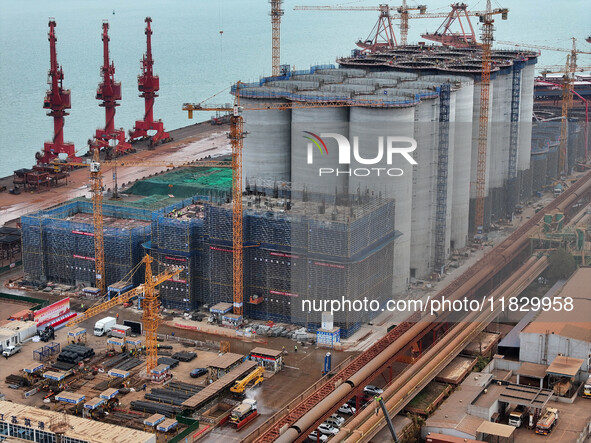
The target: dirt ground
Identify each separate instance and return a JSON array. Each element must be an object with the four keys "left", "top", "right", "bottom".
[
  {"left": 0, "top": 299, "right": 35, "bottom": 319},
  {"left": 0, "top": 272, "right": 354, "bottom": 442}
]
